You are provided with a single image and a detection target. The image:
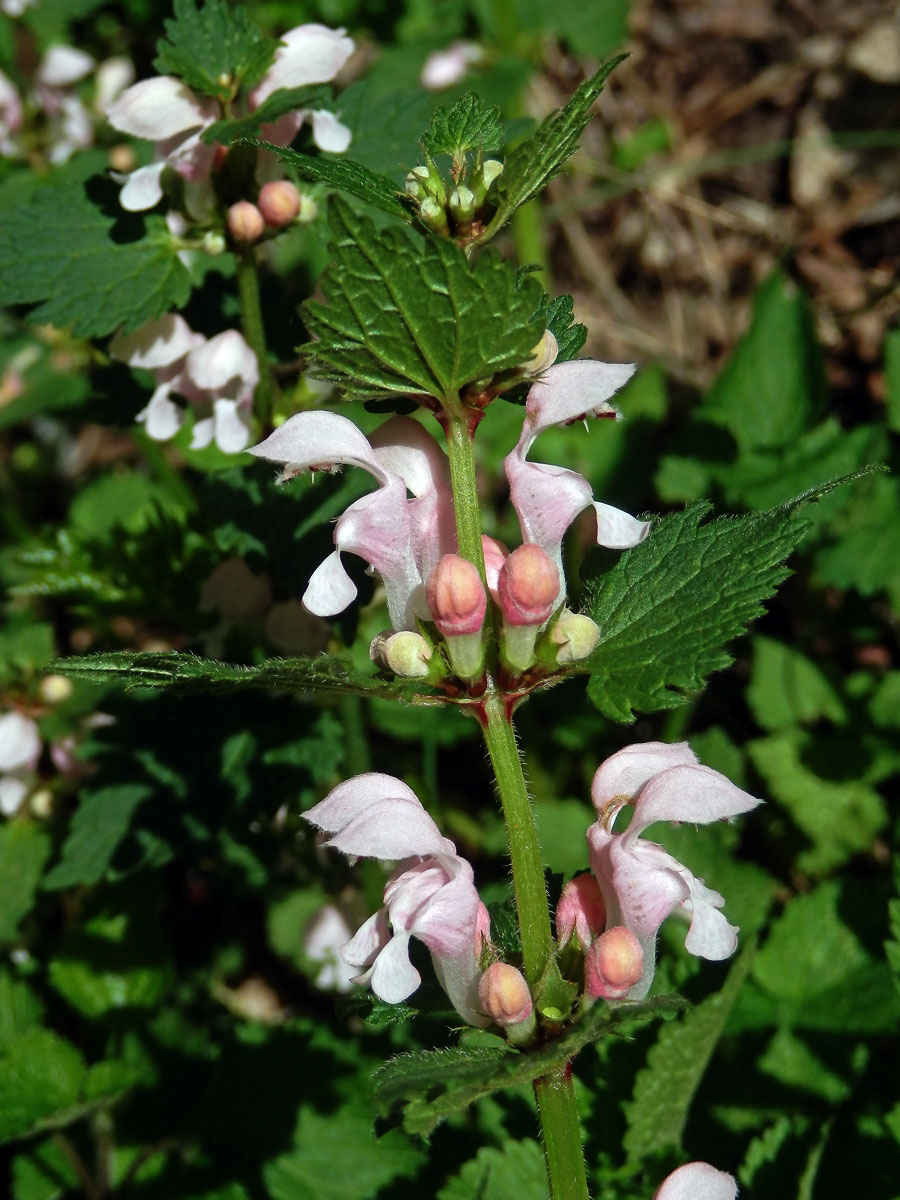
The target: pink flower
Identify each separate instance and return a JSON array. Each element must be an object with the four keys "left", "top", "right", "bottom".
[
  {"left": 106, "top": 24, "right": 353, "bottom": 212},
  {"left": 109, "top": 314, "right": 257, "bottom": 452},
  {"left": 653, "top": 1162, "right": 737, "bottom": 1200},
  {"left": 420, "top": 42, "right": 483, "bottom": 90},
  {"left": 0, "top": 69, "right": 22, "bottom": 157},
  {"left": 304, "top": 904, "right": 359, "bottom": 993},
  {"left": 248, "top": 411, "right": 455, "bottom": 630},
  {"left": 304, "top": 773, "right": 490, "bottom": 1025},
  {"left": 0, "top": 711, "right": 41, "bottom": 816},
  {"left": 586, "top": 742, "right": 761, "bottom": 999},
  {"left": 505, "top": 360, "right": 651, "bottom": 601}
]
